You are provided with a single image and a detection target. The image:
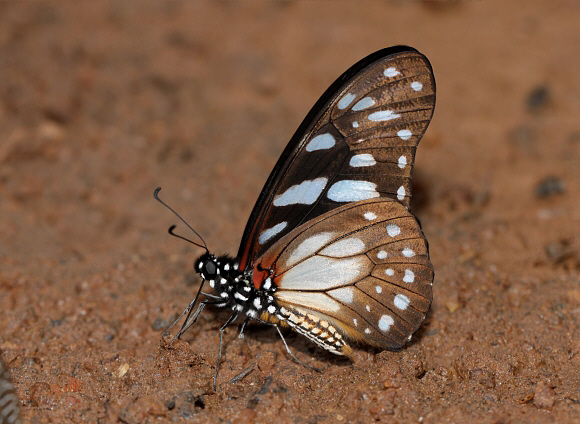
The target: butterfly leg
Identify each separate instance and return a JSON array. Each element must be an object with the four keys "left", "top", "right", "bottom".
[
  {"left": 214, "top": 311, "right": 239, "bottom": 390},
  {"left": 163, "top": 298, "right": 199, "bottom": 343},
  {"left": 238, "top": 317, "right": 251, "bottom": 339},
  {"left": 275, "top": 326, "right": 321, "bottom": 373},
  {"left": 200, "top": 292, "right": 222, "bottom": 301},
  {"left": 166, "top": 298, "right": 225, "bottom": 347}
]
